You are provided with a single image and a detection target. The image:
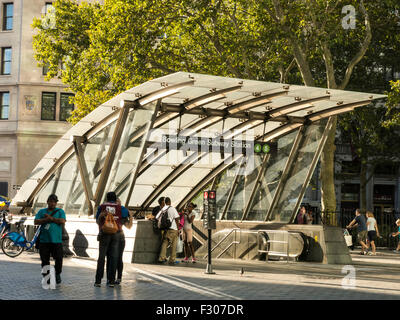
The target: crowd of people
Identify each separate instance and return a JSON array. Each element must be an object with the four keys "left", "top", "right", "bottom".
[{"left": 30, "top": 192, "right": 400, "bottom": 287}]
